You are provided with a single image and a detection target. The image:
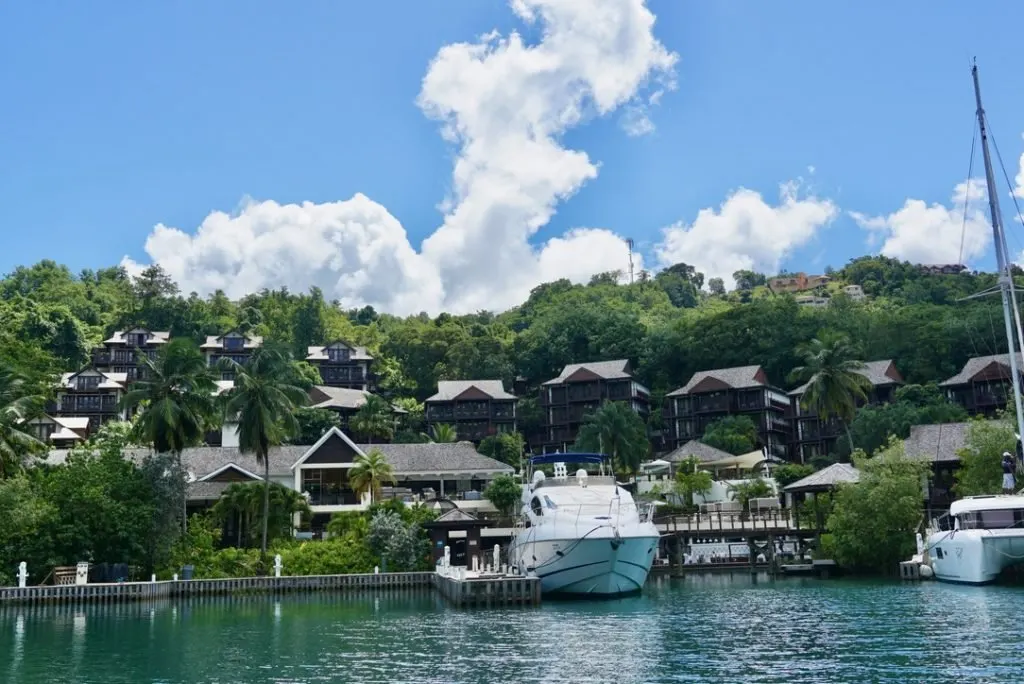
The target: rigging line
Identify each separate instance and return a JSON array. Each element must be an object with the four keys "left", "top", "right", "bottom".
[
  {"left": 990, "top": 129, "right": 1024, "bottom": 256},
  {"left": 959, "top": 123, "right": 978, "bottom": 267}
]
